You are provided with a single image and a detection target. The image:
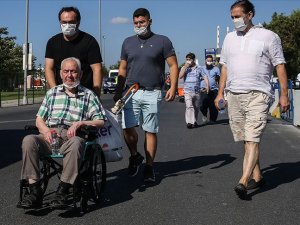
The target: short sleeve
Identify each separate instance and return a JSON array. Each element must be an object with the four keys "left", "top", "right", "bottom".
[
  {"left": 163, "top": 36, "right": 176, "bottom": 59},
  {"left": 87, "top": 36, "right": 103, "bottom": 65},
  {"left": 36, "top": 92, "right": 51, "bottom": 119},
  {"left": 45, "top": 37, "right": 54, "bottom": 59},
  {"left": 120, "top": 40, "right": 127, "bottom": 61},
  {"left": 87, "top": 93, "right": 107, "bottom": 121}
]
